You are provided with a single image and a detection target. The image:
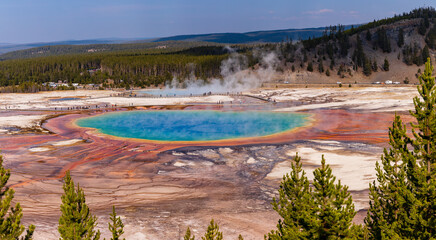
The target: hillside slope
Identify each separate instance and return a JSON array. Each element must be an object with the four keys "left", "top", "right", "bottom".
[{"left": 271, "top": 8, "right": 436, "bottom": 85}]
